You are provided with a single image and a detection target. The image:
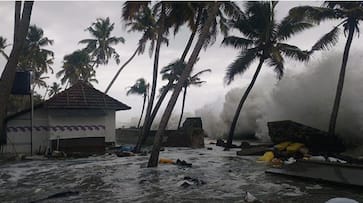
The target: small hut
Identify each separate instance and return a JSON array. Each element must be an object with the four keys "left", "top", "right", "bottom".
[{"left": 1, "top": 82, "right": 130, "bottom": 155}]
